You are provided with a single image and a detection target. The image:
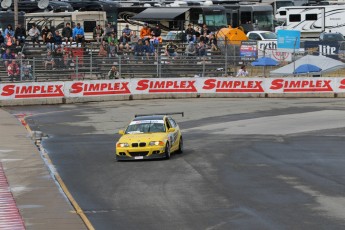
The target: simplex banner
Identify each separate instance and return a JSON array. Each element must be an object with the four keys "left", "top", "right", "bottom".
[{"left": 1, "top": 78, "right": 345, "bottom": 100}]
